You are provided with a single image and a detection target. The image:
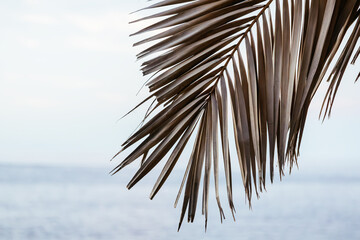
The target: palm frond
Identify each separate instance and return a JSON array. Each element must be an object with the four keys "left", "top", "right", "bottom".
[{"left": 113, "top": 0, "right": 360, "bottom": 229}]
